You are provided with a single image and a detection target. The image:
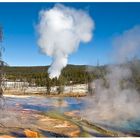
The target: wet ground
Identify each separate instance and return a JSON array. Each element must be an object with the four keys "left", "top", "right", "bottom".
[{"left": 0, "top": 95, "right": 139, "bottom": 137}]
